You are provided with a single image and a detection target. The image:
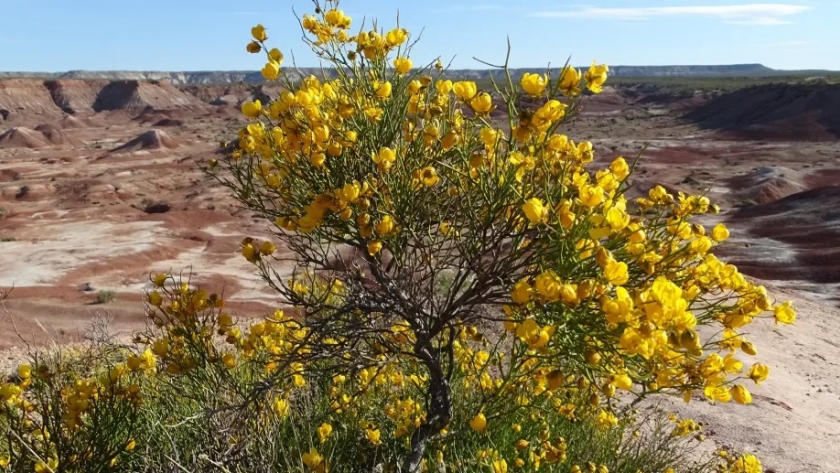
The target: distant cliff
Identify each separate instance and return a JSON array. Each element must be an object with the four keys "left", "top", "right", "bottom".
[{"left": 2, "top": 64, "right": 834, "bottom": 85}]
